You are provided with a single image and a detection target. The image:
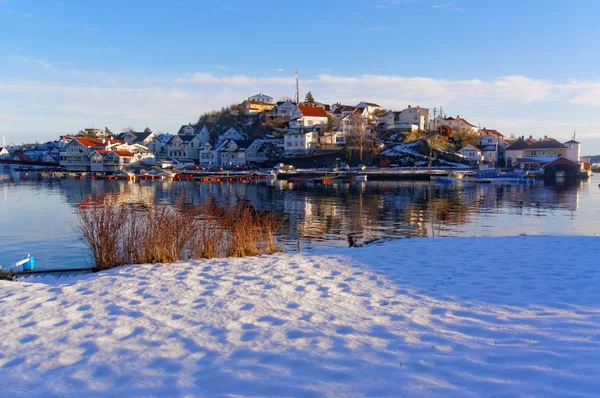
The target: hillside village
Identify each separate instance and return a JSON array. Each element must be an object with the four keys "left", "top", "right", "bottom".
[{"left": 0, "top": 92, "right": 591, "bottom": 173}]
